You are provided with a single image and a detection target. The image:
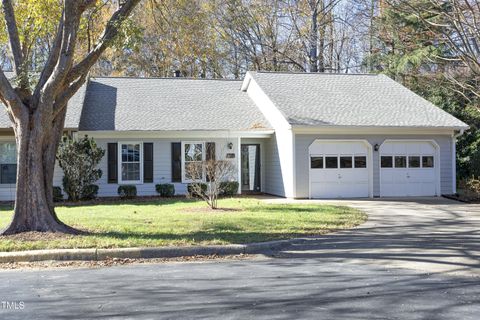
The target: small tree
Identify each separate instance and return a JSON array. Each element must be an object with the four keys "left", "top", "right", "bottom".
[
  {"left": 57, "top": 135, "right": 105, "bottom": 201},
  {"left": 186, "top": 159, "right": 237, "bottom": 209}
]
